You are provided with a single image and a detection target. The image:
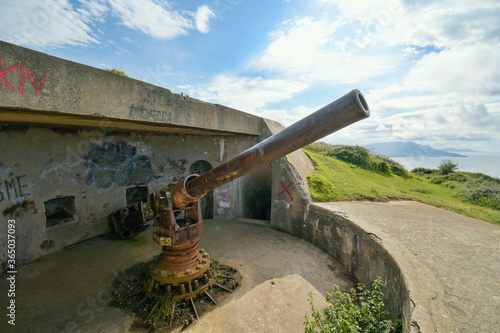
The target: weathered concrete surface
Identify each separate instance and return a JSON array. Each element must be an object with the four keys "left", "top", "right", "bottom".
[
  {"left": 317, "top": 201, "right": 500, "bottom": 333},
  {"left": 187, "top": 274, "right": 328, "bottom": 333},
  {"left": 0, "top": 40, "right": 263, "bottom": 136},
  {"left": 0, "top": 220, "right": 353, "bottom": 333},
  {"left": 0, "top": 126, "right": 256, "bottom": 266}
]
